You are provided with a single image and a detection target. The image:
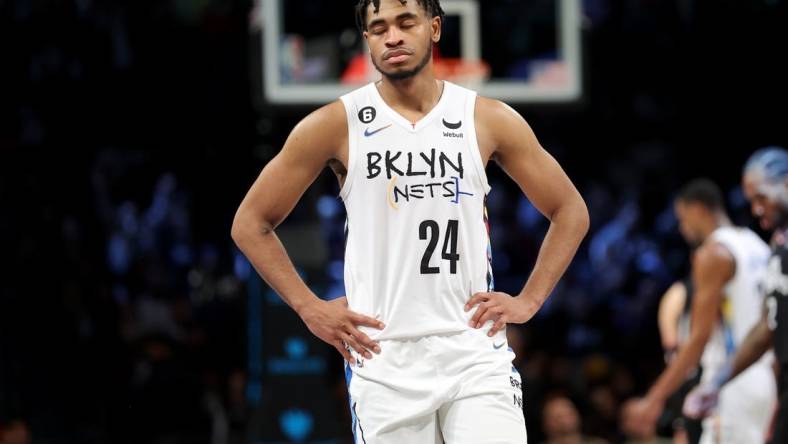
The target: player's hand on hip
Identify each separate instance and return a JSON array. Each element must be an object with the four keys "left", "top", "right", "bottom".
[
  {"left": 465, "top": 292, "right": 541, "bottom": 336},
  {"left": 299, "top": 296, "right": 384, "bottom": 365}
]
